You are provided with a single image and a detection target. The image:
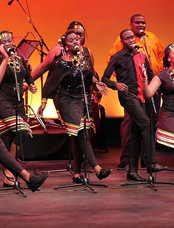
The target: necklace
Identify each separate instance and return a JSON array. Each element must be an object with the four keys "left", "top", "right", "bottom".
[
  {"left": 167, "top": 68, "right": 174, "bottom": 84},
  {"left": 72, "top": 55, "right": 81, "bottom": 67},
  {"left": 8, "top": 57, "right": 21, "bottom": 73}
]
